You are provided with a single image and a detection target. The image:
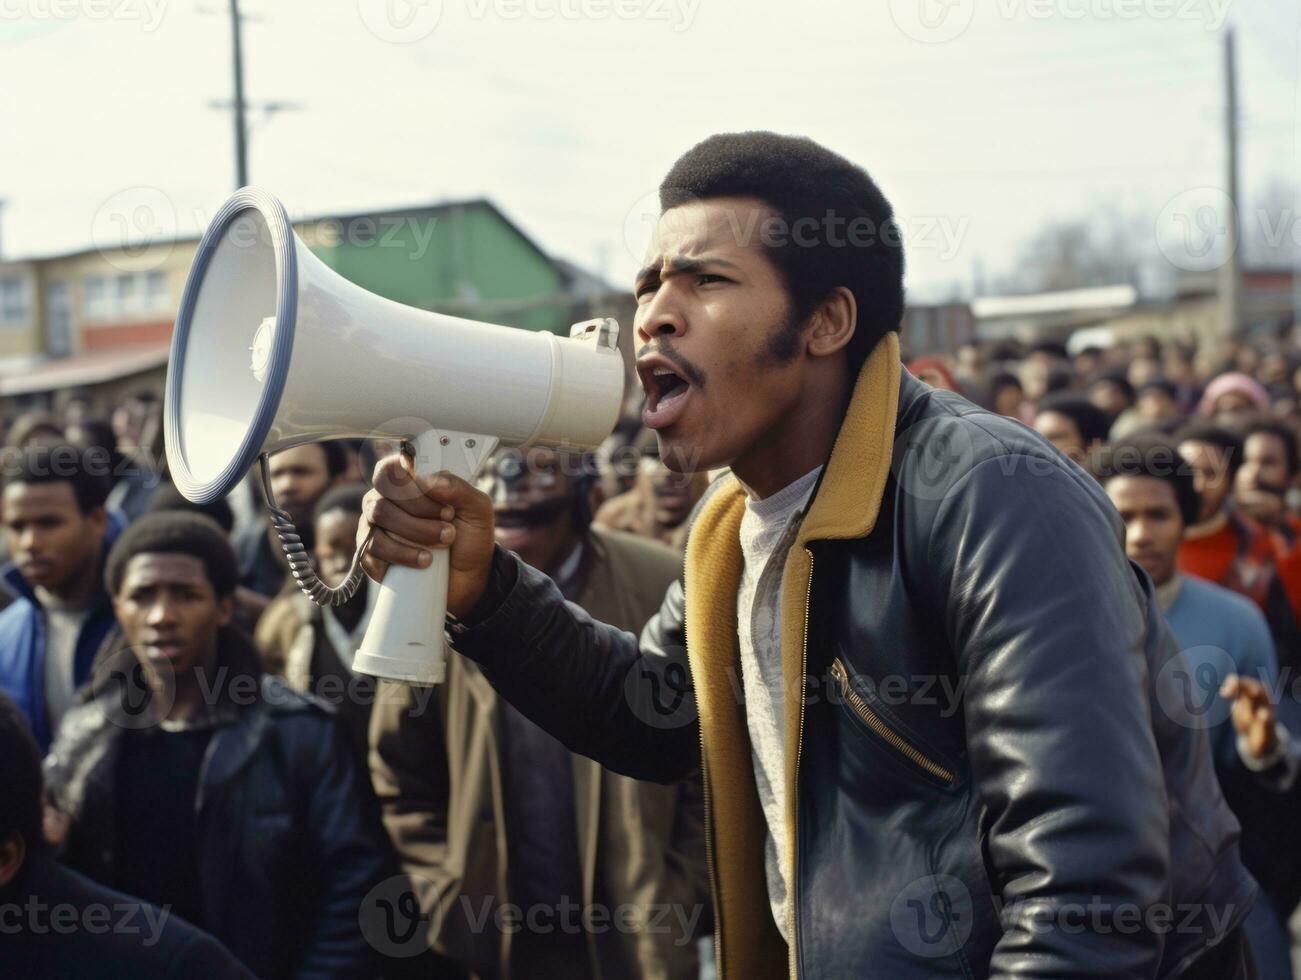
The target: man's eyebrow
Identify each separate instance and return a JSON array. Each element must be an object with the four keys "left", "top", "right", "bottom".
[{"left": 634, "top": 255, "right": 740, "bottom": 285}]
